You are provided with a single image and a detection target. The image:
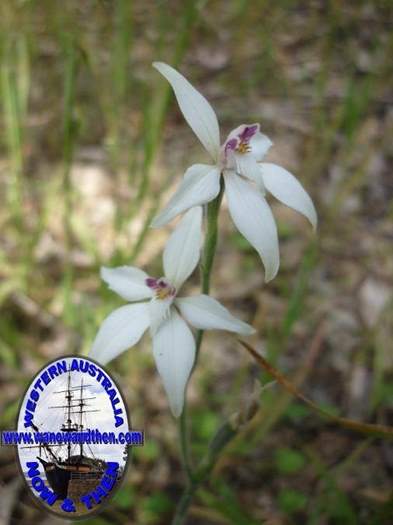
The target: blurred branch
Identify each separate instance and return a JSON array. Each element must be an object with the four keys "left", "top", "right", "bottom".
[{"left": 240, "top": 340, "right": 393, "bottom": 439}]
